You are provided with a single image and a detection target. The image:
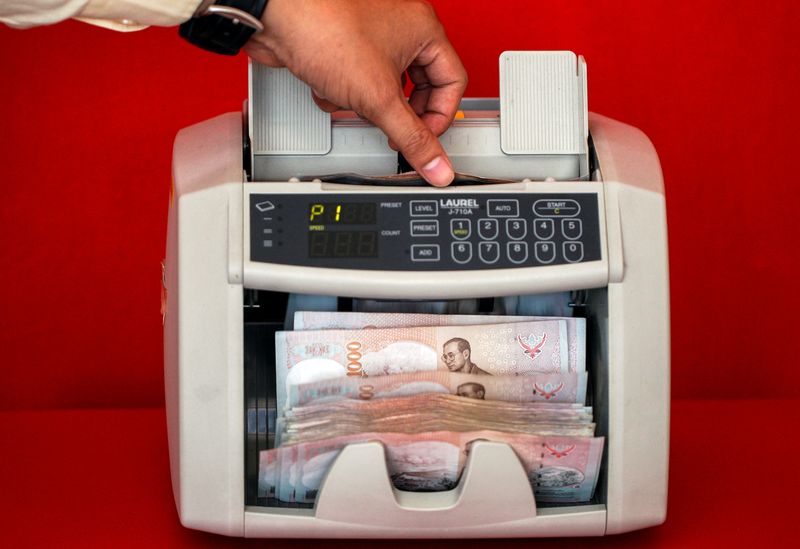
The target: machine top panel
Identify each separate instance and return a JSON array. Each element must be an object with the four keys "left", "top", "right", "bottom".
[{"left": 248, "top": 192, "right": 601, "bottom": 271}]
